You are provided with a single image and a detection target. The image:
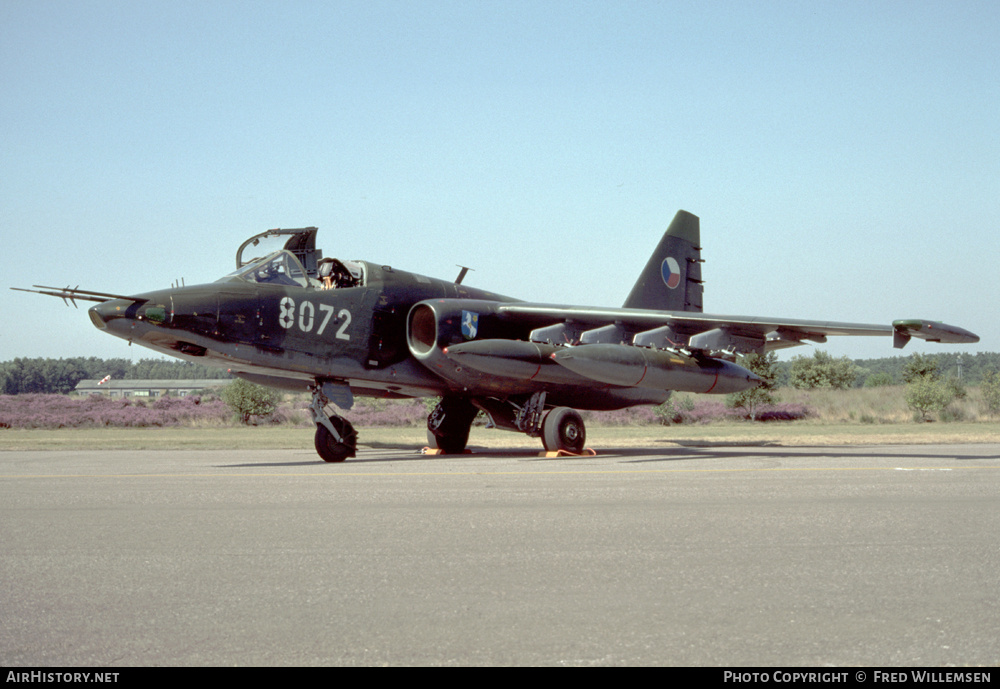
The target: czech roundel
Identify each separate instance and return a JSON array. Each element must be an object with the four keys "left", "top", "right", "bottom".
[{"left": 661, "top": 257, "right": 681, "bottom": 289}]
